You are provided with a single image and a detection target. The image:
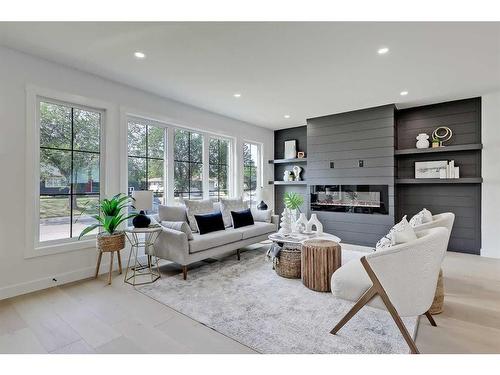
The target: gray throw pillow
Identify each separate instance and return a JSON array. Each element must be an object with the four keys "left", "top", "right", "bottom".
[
  {"left": 250, "top": 208, "right": 272, "bottom": 223},
  {"left": 160, "top": 221, "right": 194, "bottom": 240},
  {"left": 220, "top": 198, "right": 248, "bottom": 227},
  {"left": 158, "top": 205, "right": 188, "bottom": 222},
  {"left": 184, "top": 199, "right": 216, "bottom": 232}
]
